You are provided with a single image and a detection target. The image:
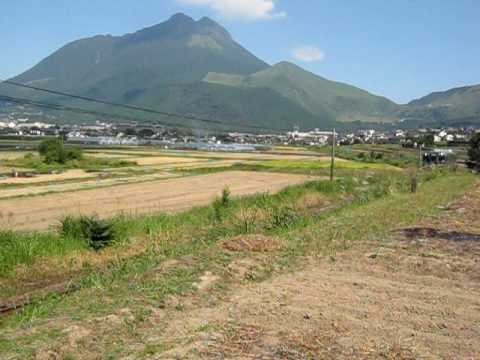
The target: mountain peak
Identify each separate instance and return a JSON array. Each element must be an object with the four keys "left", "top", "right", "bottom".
[
  {"left": 169, "top": 12, "right": 195, "bottom": 23},
  {"left": 197, "top": 16, "right": 218, "bottom": 26},
  {"left": 196, "top": 16, "right": 232, "bottom": 41},
  {"left": 274, "top": 61, "right": 299, "bottom": 69}
]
